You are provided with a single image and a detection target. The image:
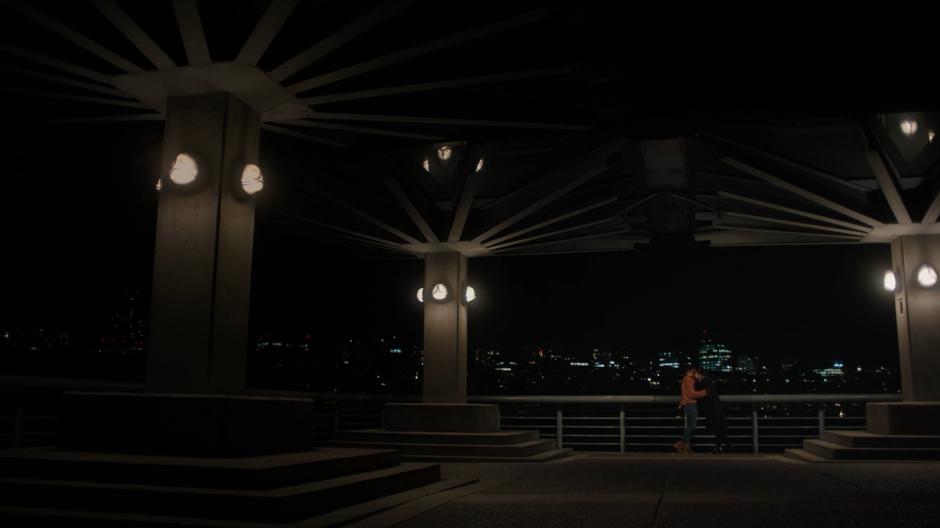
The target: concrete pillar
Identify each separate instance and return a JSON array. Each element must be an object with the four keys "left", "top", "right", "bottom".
[
  {"left": 147, "top": 93, "right": 259, "bottom": 394},
  {"left": 422, "top": 252, "right": 468, "bottom": 403},
  {"left": 891, "top": 235, "right": 940, "bottom": 401}
]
